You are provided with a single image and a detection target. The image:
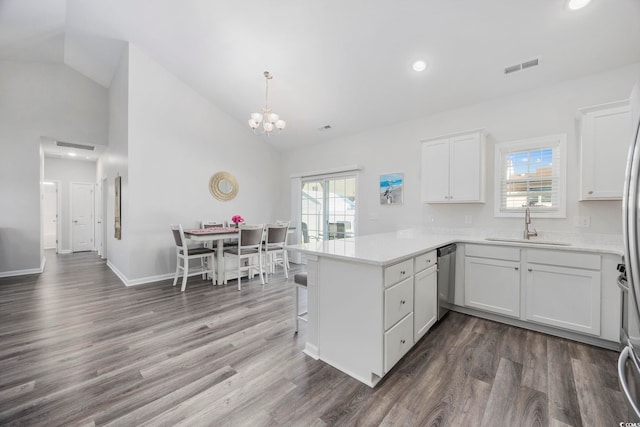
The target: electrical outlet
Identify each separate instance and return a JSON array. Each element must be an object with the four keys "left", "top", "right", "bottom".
[
  {"left": 573, "top": 216, "right": 591, "bottom": 228},
  {"left": 464, "top": 215, "right": 472, "bottom": 225},
  {"left": 581, "top": 216, "right": 591, "bottom": 227}
]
